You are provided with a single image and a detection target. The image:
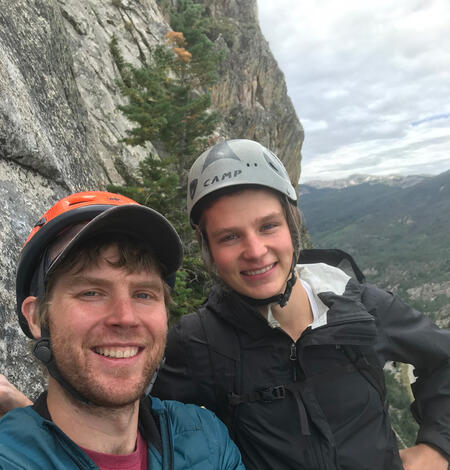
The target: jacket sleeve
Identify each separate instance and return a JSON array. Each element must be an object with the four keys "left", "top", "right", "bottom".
[
  {"left": 362, "top": 284, "right": 450, "bottom": 459},
  {"left": 201, "top": 408, "right": 246, "bottom": 470},
  {"left": 163, "top": 401, "right": 245, "bottom": 470},
  {"left": 151, "top": 313, "right": 218, "bottom": 411}
]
